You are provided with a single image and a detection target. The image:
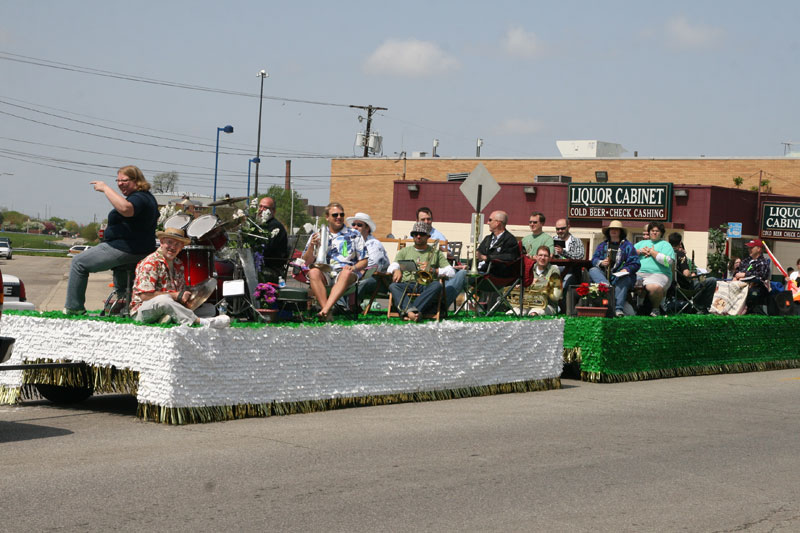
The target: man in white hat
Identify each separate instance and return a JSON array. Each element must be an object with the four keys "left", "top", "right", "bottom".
[
  {"left": 130, "top": 227, "right": 230, "bottom": 328},
  {"left": 346, "top": 212, "right": 389, "bottom": 305}
]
